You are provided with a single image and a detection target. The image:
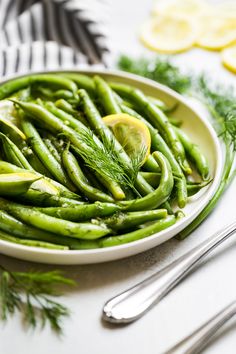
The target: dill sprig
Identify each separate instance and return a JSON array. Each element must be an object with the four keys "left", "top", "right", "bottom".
[
  {"left": 117, "top": 54, "right": 236, "bottom": 238},
  {"left": 118, "top": 55, "right": 192, "bottom": 94},
  {"left": 74, "top": 127, "right": 146, "bottom": 196},
  {"left": 0, "top": 267, "right": 75, "bottom": 333},
  {"left": 197, "top": 75, "right": 236, "bottom": 150}
]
